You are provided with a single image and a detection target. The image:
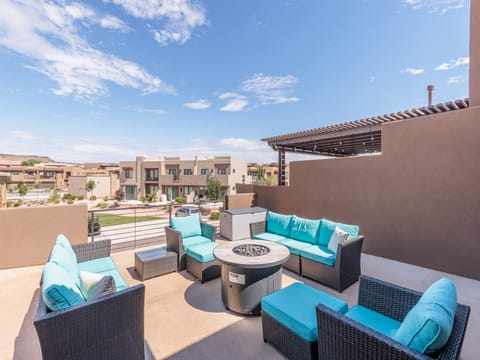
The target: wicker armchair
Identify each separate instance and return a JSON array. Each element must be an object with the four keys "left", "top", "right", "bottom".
[
  {"left": 316, "top": 275, "right": 470, "bottom": 360},
  {"left": 34, "top": 240, "right": 145, "bottom": 360},
  {"left": 165, "top": 222, "right": 216, "bottom": 271}
]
